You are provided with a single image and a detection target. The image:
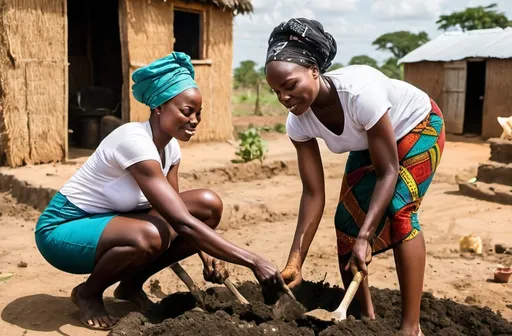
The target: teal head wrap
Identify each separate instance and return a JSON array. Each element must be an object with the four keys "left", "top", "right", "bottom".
[{"left": 132, "top": 52, "right": 198, "bottom": 109}]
